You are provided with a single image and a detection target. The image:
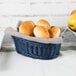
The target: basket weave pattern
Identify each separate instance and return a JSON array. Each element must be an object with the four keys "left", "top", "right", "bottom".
[{"left": 12, "top": 36, "right": 61, "bottom": 59}]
